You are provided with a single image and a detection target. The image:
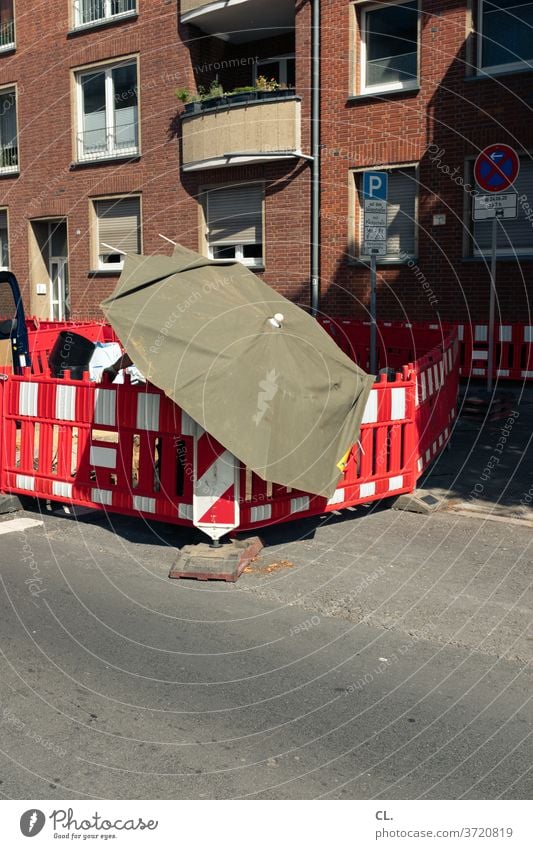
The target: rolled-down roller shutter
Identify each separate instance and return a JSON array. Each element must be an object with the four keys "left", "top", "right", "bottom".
[
  {"left": 207, "top": 185, "right": 263, "bottom": 246},
  {"left": 96, "top": 196, "right": 141, "bottom": 256}
]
